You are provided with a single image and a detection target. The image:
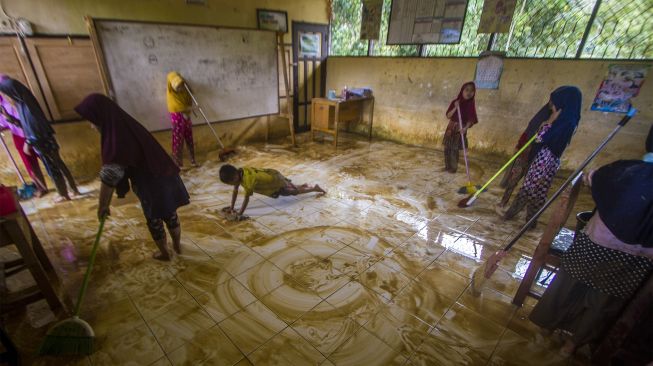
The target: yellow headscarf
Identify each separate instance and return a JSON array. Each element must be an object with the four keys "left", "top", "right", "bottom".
[{"left": 166, "top": 71, "right": 192, "bottom": 113}]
